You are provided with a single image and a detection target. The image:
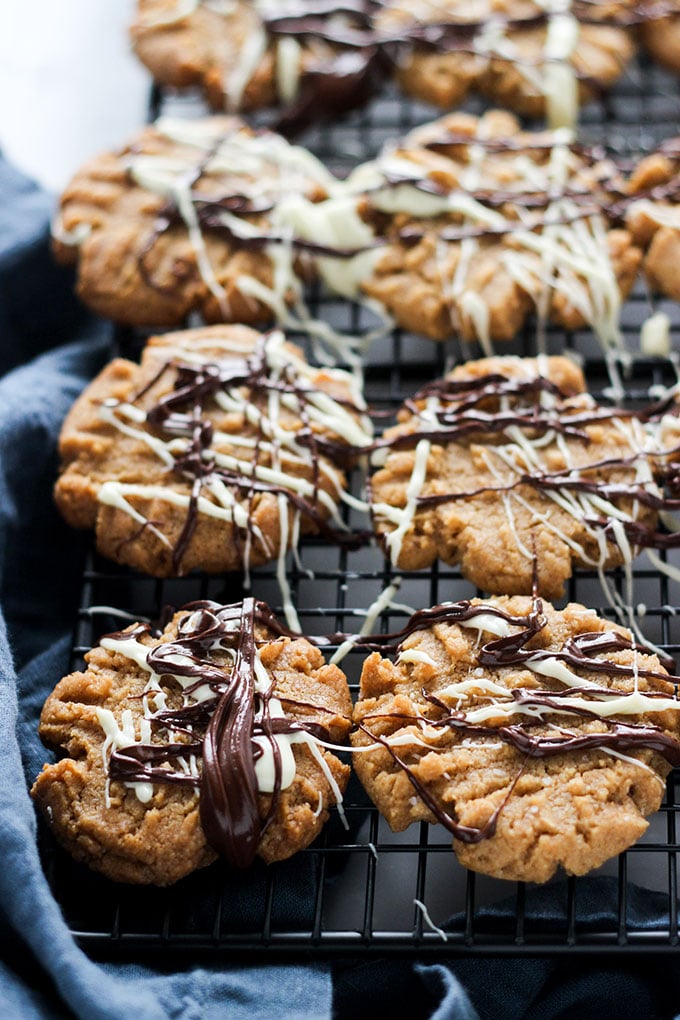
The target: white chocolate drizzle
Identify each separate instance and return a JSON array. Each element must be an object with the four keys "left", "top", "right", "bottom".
[
  {"left": 97, "top": 611, "right": 345, "bottom": 813},
  {"left": 94, "top": 330, "right": 372, "bottom": 608},
  {"left": 57, "top": 109, "right": 642, "bottom": 362},
  {"left": 370, "top": 359, "right": 680, "bottom": 666}
]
